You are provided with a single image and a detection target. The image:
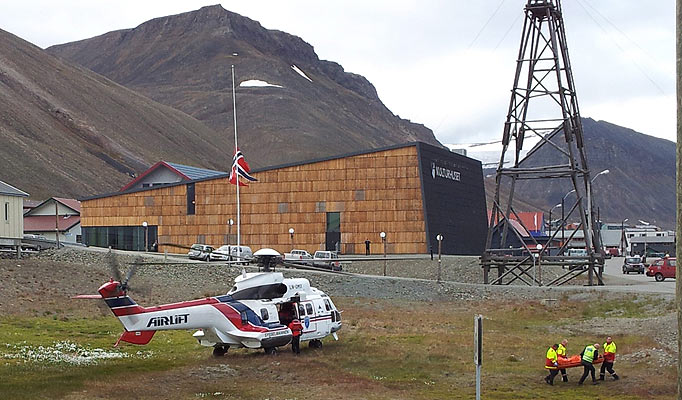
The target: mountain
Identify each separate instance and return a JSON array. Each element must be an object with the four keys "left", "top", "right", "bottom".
[
  {"left": 46, "top": 5, "right": 441, "bottom": 168},
  {"left": 0, "top": 28, "right": 233, "bottom": 199},
  {"left": 484, "top": 118, "right": 676, "bottom": 229}
]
